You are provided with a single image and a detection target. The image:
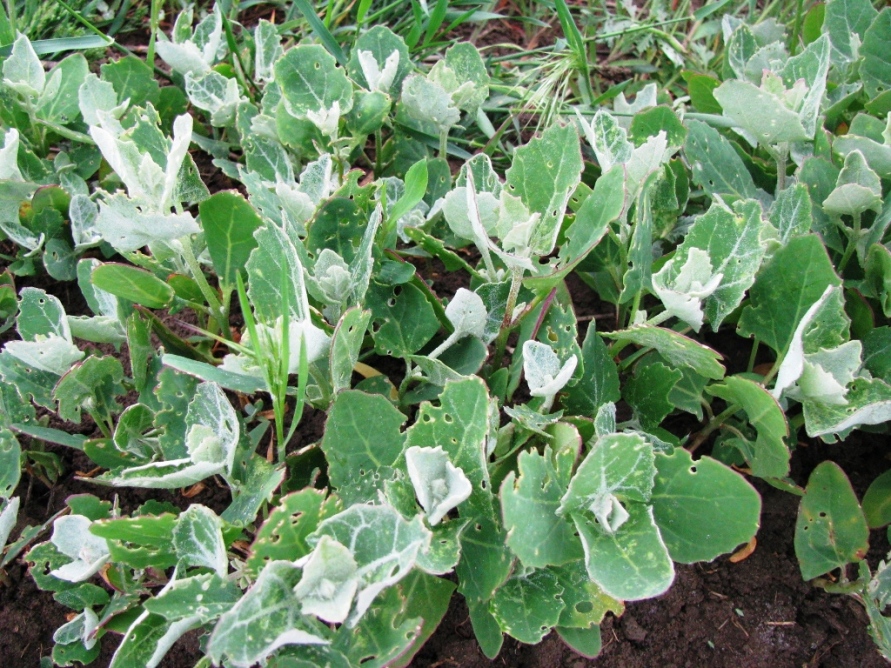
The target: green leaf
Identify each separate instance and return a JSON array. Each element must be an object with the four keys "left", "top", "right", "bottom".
[
  {"left": 37, "top": 53, "right": 89, "bottom": 124},
  {"left": 823, "top": 149, "right": 883, "bottom": 216},
  {"left": 683, "top": 72, "right": 722, "bottom": 114},
  {"left": 572, "top": 503, "right": 674, "bottom": 601},
  {"left": 320, "top": 390, "right": 406, "bottom": 504},
  {"left": 861, "top": 8, "right": 891, "bottom": 99},
  {"left": 0, "top": 350, "right": 58, "bottom": 409},
  {"left": 505, "top": 123, "right": 583, "bottom": 256},
  {"left": 11, "top": 423, "right": 85, "bottom": 450},
  {"left": 54, "top": 356, "right": 124, "bottom": 423},
  {"left": 500, "top": 448, "right": 583, "bottom": 568},
  {"left": 92, "top": 513, "right": 178, "bottom": 569},
  {"left": 17, "top": 286, "right": 68, "bottom": 340},
  {"left": 222, "top": 455, "right": 286, "bottom": 526},
  {"left": 738, "top": 234, "right": 841, "bottom": 356},
  {"left": 100, "top": 56, "right": 160, "bottom": 107},
  {"left": 386, "top": 572, "right": 455, "bottom": 668},
  {"left": 388, "top": 159, "right": 427, "bottom": 225},
  {"left": 173, "top": 505, "right": 227, "bottom": 576},
  {"left": 200, "top": 191, "right": 262, "bottom": 285},
  {"left": 561, "top": 326, "right": 620, "bottom": 416},
  {"left": 144, "top": 573, "right": 240, "bottom": 622},
  {"left": 864, "top": 327, "right": 891, "bottom": 382},
  {"left": 624, "top": 360, "right": 681, "bottom": 430},
  {"left": 823, "top": 0, "right": 877, "bottom": 63},
  {"left": 553, "top": 559, "right": 623, "bottom": 629},
  {"left": 651, "top": 448, "right": 761, "bottom": 563},
  {"left": 795, "top": 461, "right": 869, "bottom": 580},
  {"left": 160, "top": 354, "right": 266, "bottom": 395},
  {"left": 245, "top": 489, "right": 330, "bottom": 577},
  {"left": 490, "top": 569, "right": 564, "bottom": 644},
  {"left": 552, "top": 165, "right": 625, "bottom": 282},
  {"left": 629, "top": 106, "right": 687, "bottom": 148},
  {"left": 769, "top": 182, "right": 813, "bottom": 243},
  {"left": 207, "top": 561, "right": 329, "bottom": 666},
  {"left": 366, "top": 281, "right": 439, "bottom": 357},
  {"left": 684, "top": 120, "right": 756, "bottom": 203},
  {"left": 276, "top": 44, "right": 353, "bottom": 118},
  {"left": 603, "top": 326, "right": 725, "bottom": 380},
  {"left": 863, "top": 469, "right": 891, "bottom": 529},
  {"left": 706, "top": 376, "right": 790, "bottom": 479},
  {"left": 405, "top": 378, "right": 510, "bottom": 601},
  {"left": 557, "top": 625, "right": 602, "bottom": 659},
  {"left": 91, "top": 264, "right": 174, "bottom": 310},
  {"left": 0, "top": 429, "right": 21, "bottom": 498}
]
